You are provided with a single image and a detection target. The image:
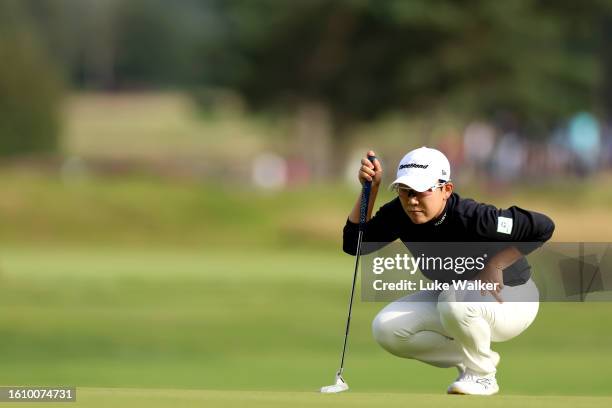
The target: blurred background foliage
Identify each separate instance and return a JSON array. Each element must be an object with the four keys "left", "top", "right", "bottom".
[
  {"left": 2, "top": 0, "right": 612, "bottom": 154},
  {"left": 17, "top": 0, "right": 611, "bottom": 119},
  {"left": 0, "top": 0, "right": 63, "bottom": 156}
]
